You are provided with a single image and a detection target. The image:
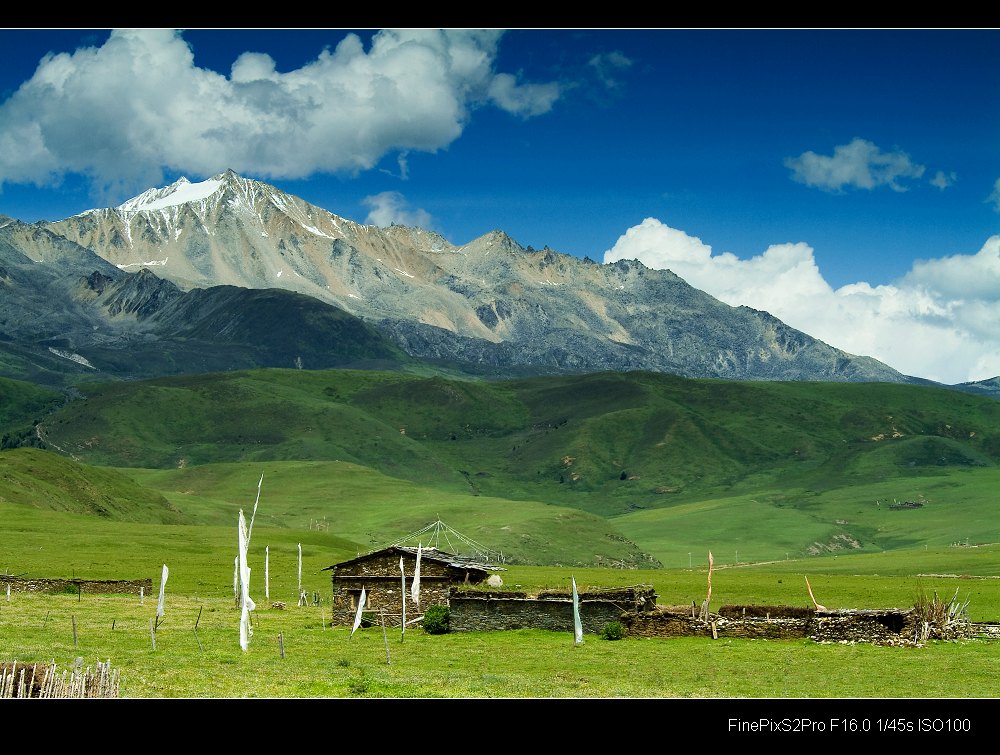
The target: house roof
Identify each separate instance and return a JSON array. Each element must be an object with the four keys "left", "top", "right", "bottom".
[{"left": 322, "top": 545, "right": 505, "bottom": 573}]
